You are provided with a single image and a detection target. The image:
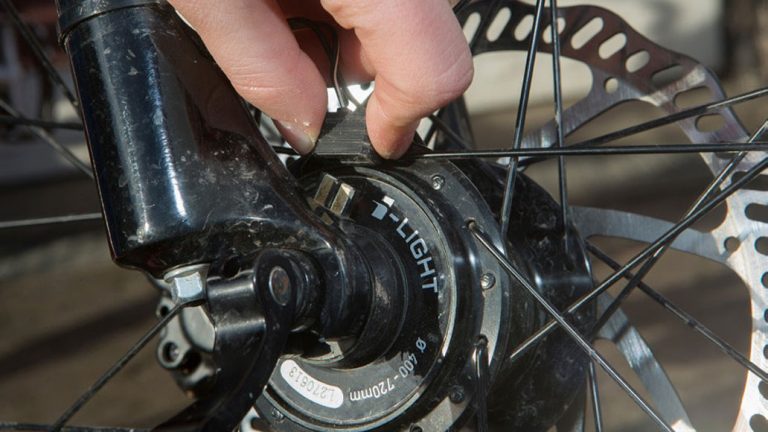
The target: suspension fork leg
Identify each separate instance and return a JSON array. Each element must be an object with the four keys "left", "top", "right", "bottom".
[{"left": 57, "top": 0, "right": 371, "bottom": 337}]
